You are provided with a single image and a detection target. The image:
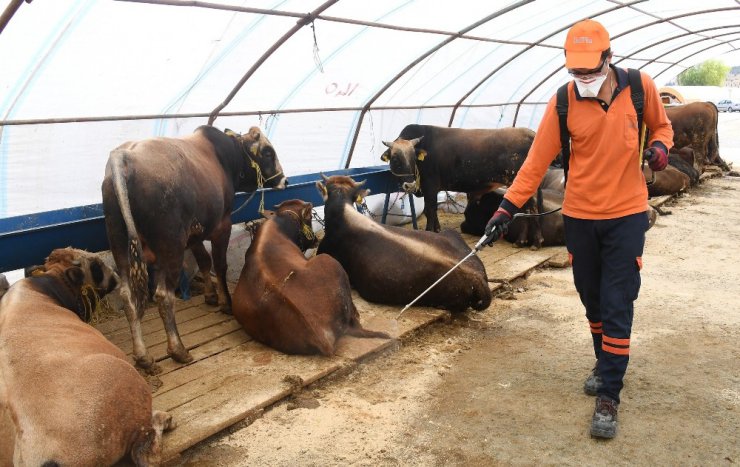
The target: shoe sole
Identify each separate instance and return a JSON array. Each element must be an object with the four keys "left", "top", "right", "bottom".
[{"left": 590, "top": 426, "right": 617, "bottom": 439}]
